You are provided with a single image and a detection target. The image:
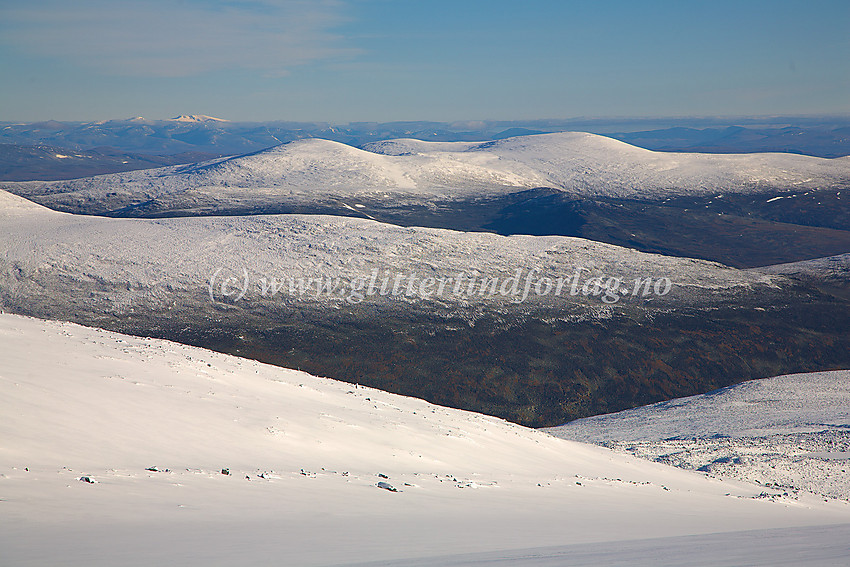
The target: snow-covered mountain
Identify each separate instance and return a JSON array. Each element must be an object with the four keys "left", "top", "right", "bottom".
[
  {"left": 4, "top": 182, "right": 850, "bottom": 430},
  {"left": 2, "top": 313, "right": 848, "bottom": 566},
  {"left": 4, "top": 132, "right": 849, "bottom": 216},
  {"left": 546, "top": 370, "right": 850, "bottom": 502}
]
